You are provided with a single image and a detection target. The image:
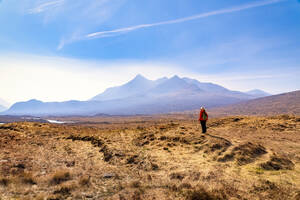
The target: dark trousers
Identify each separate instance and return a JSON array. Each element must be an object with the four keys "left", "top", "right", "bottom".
[{"left": 200, "top": 120, "right": 207, "bottom": 133}]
